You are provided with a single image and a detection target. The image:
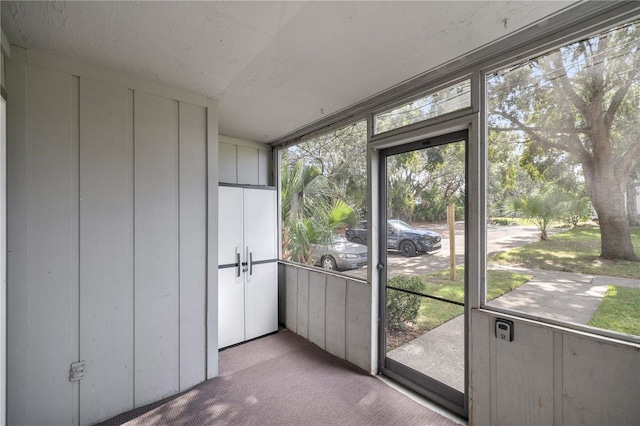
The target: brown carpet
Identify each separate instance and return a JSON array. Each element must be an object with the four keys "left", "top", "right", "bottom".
[{"left": 99, "top": 330, "right": 460, "bottom": 425}]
